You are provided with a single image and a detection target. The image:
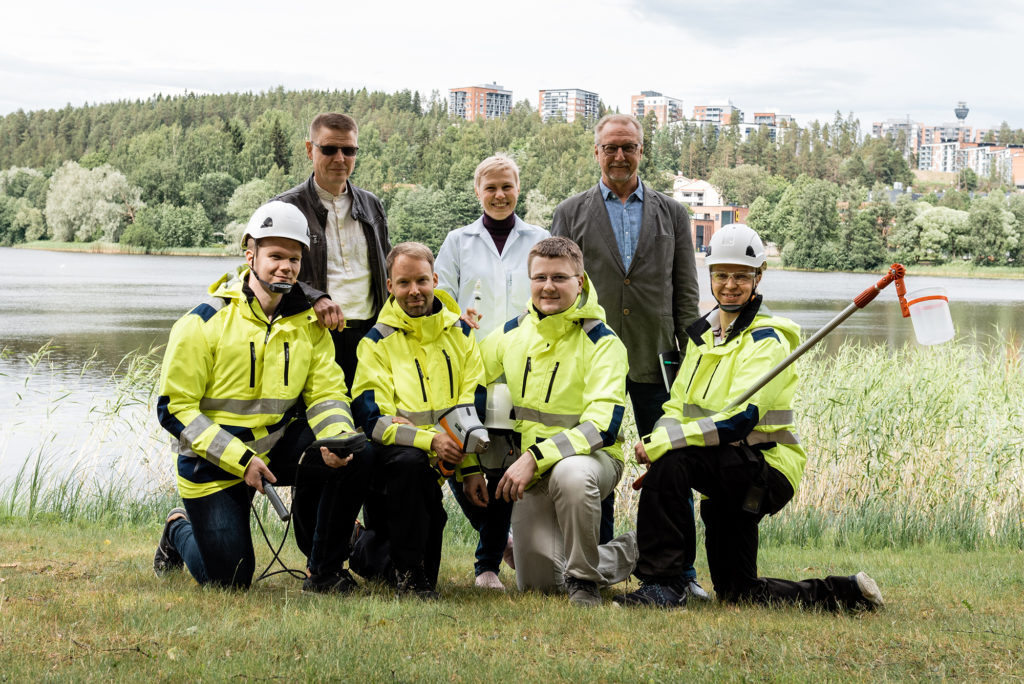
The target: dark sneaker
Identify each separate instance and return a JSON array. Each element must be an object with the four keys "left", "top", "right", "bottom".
[
  {"left": 303, "top": 568, "right": 358, "bottom": 595},
  {"left": 565, "top": 575, "right": 602, "bottom": 607},
  {"left": 613, "top": 582, "right": 687, "bottom": 609},
  {"left": 853, "top": 572, "right": 884, "bottom": 610},
  {"left": 684, "top": 578, "right": 711, "bottom": 601},
  {"left": 153, "top": 507, "right": 187, "bottom": 577},
  {"left": 395, "top": 567, "right": 438, "bottom": 601}
]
